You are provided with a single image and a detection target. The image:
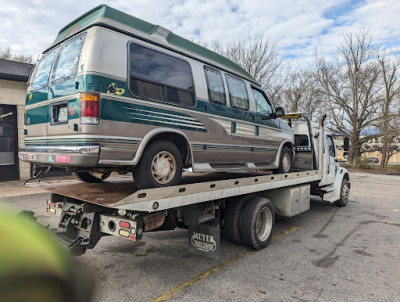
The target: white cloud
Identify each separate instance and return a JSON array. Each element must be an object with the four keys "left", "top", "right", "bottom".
[{"left": 0, "top": 0, "right": 399, "bottom": 68}]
